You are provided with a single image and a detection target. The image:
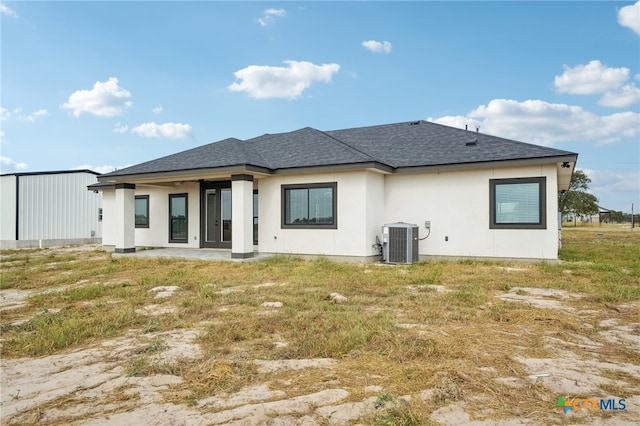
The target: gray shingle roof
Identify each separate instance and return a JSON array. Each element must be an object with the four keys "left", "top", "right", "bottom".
[{"left": 100, "top": 120, "right": 577, "bottom": 179}]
